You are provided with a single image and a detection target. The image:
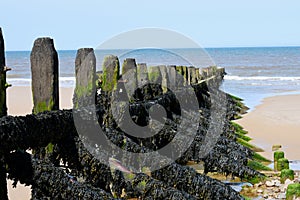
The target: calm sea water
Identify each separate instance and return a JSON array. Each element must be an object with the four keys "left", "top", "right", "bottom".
[{"left": 5, "top": 47, "right": 300, "bottom": 109}]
